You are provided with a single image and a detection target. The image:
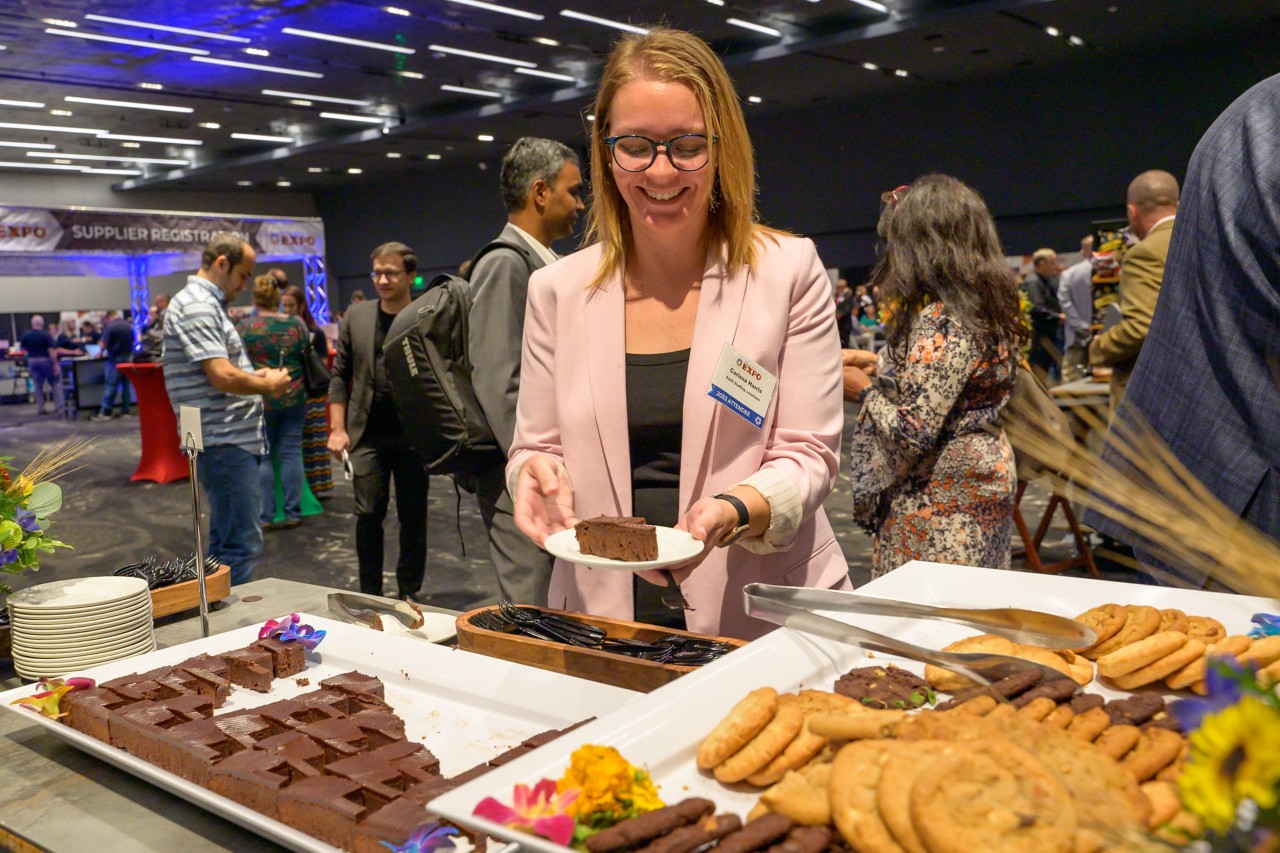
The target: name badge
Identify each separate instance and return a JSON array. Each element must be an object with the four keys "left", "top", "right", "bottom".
[{"left": 707, "top": 342, "right": 778, "bottom": 430}]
